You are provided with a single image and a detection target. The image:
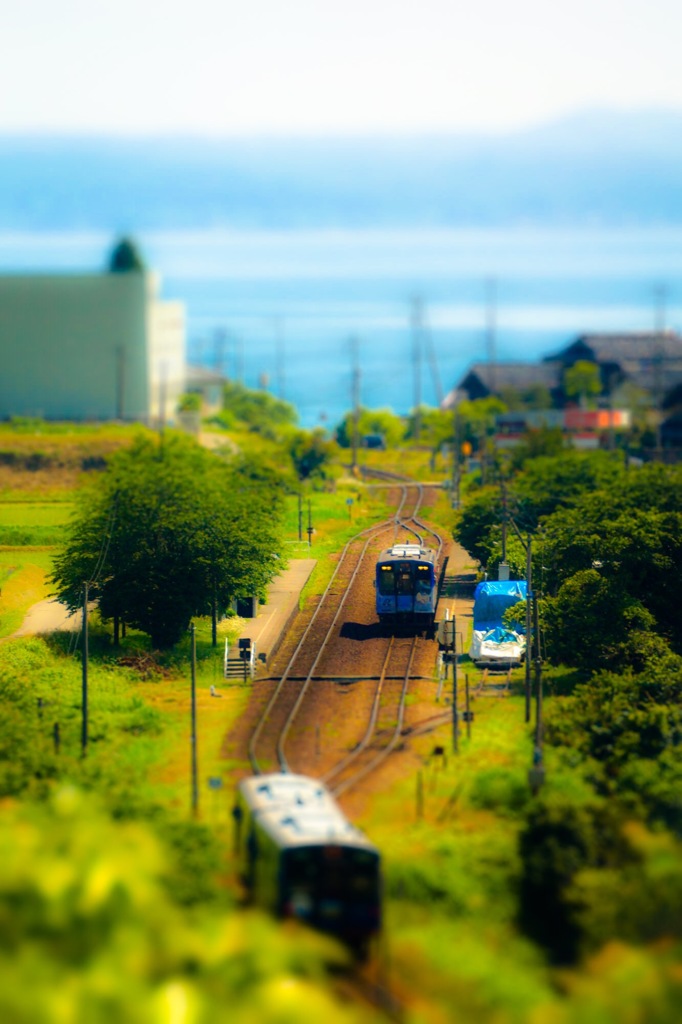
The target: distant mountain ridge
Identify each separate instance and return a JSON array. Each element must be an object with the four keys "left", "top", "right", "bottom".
[{"left": 1, "top": 108, "right": 681, "bottom": 231}]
